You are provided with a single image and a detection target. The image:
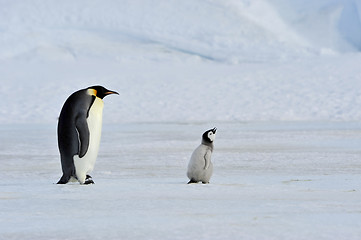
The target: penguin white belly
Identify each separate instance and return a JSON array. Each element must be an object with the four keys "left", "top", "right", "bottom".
[
  {"left": 74, "top": 98, "right": 104, "bottom": 183},
  {"left": 187, "top": 145, "right": 213, "bottom": 182}
]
